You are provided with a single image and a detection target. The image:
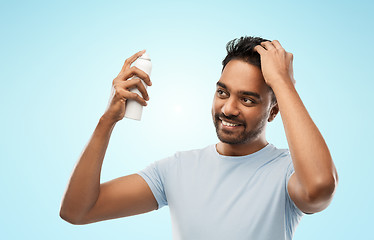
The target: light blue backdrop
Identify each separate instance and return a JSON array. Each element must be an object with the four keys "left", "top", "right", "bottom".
[{"left": 1, "top": 0, "right": 373, "bottom": 239}]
